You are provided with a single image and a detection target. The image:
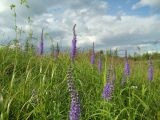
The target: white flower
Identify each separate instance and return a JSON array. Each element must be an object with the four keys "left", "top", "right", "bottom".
[
  {"left": 9, "top": 43, "right": 20, "bottom": 49},
  {"left": 131, "top": 85, "right": 138, "bottom": 89}
]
